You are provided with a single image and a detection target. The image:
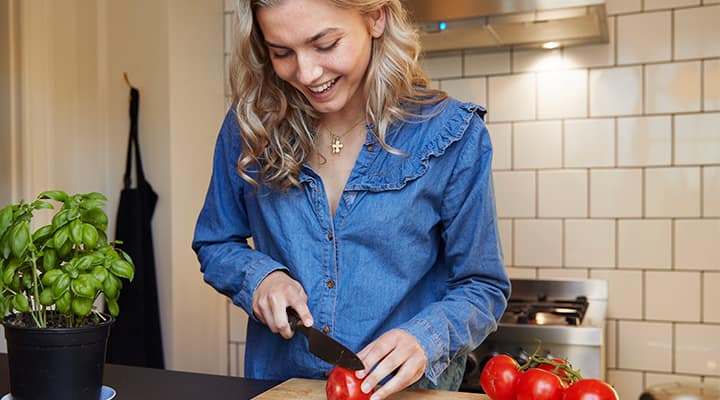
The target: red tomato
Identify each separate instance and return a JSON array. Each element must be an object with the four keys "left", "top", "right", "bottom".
[
  {"left": 480, "top": 354, "right": 522, "bottom": 400},
  {"left": 538, "top": 358, "right": 569, "bottom": 378},
  {"left": 563, "top": 379, "right": 619, "bottom": 400},
  {"left": 325, "top": 366, "right": 372, "bottom": 400},
  {"left": 516, "top": 368, "right": 566, "bottom": 400}
]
